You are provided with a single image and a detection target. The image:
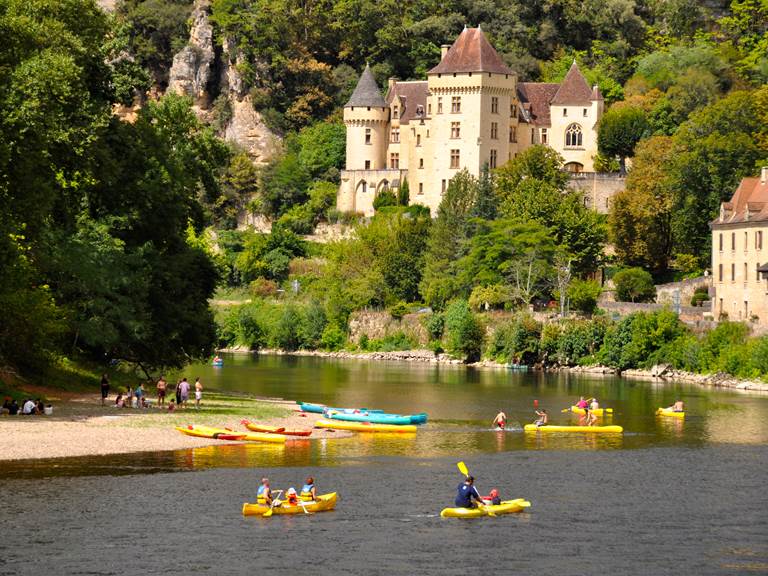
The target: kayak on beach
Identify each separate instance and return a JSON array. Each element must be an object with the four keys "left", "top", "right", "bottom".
[
  {"left": 563, "top": 406, "right": 614, "bottom": 417},
  {"left": 241, "top": 419, "right": 313, "bottom": 436},
  {"left": 174, "top": 425, "right": 245, "bottom": 440},
  {"left": 656, "top": 407, "right": 685, "bottom": 419},
  {"left": 523, "top": 424, "right": 624, "bottom": 433},
  {"left": 324, "top": 410, "right": 428, "bottom": 425},
  {"left": 315, "top": 418, "right": 417, "bottom": 433},
  {"left": 440, "top": 498, "right": 531, "bottom": 518},
  {"left": 219, "top": 431, "right": 286, "bottom": 443},
  {"left": 297, "top": 402, "right": 384, "bottom": 415},
  {"left": 242, "top": 492, "right": 338, "bottom": 516}
]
